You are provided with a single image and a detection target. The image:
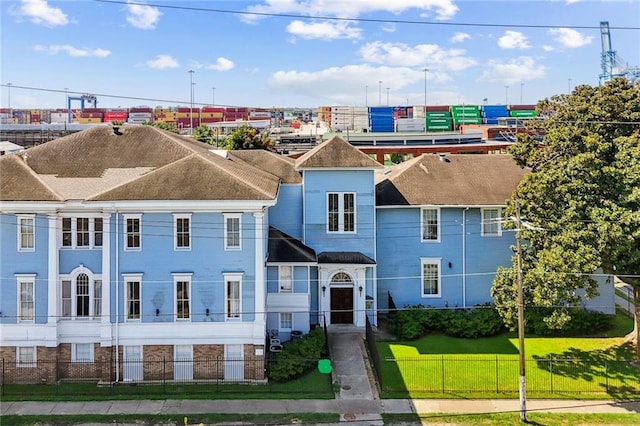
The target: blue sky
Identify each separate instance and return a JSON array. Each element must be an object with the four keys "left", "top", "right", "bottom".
[{"left": 1, "top": 0, "right": 639, "bottom": 110}]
